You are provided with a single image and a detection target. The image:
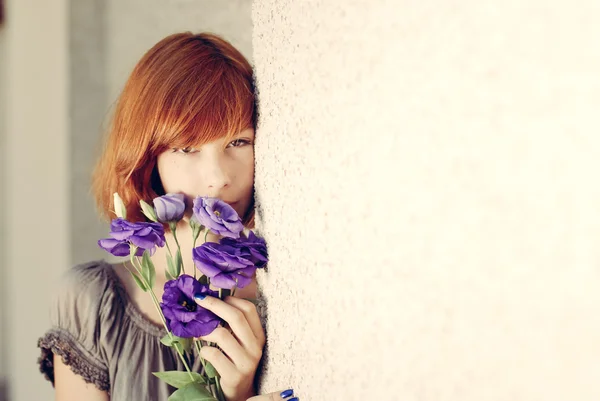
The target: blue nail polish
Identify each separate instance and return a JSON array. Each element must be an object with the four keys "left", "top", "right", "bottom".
[
  {"left": 280, "top": 389, "right": 294, "bottom": 398},
  {"left": 287, "top": 397, "right": 298, "bottom": 401},
  {"left": 194, "top": 293, "right": 206, "bottom": 301}
]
